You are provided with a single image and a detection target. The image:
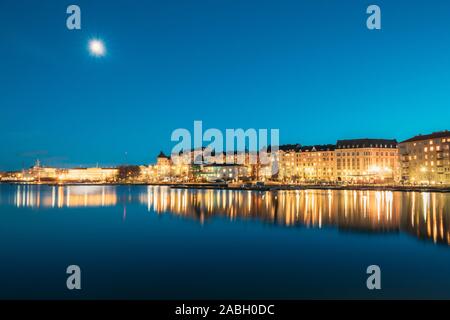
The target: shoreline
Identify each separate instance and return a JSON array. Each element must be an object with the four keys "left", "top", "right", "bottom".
[{"left": 1, "top": 181, "right": 449, "bottom": 193}]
